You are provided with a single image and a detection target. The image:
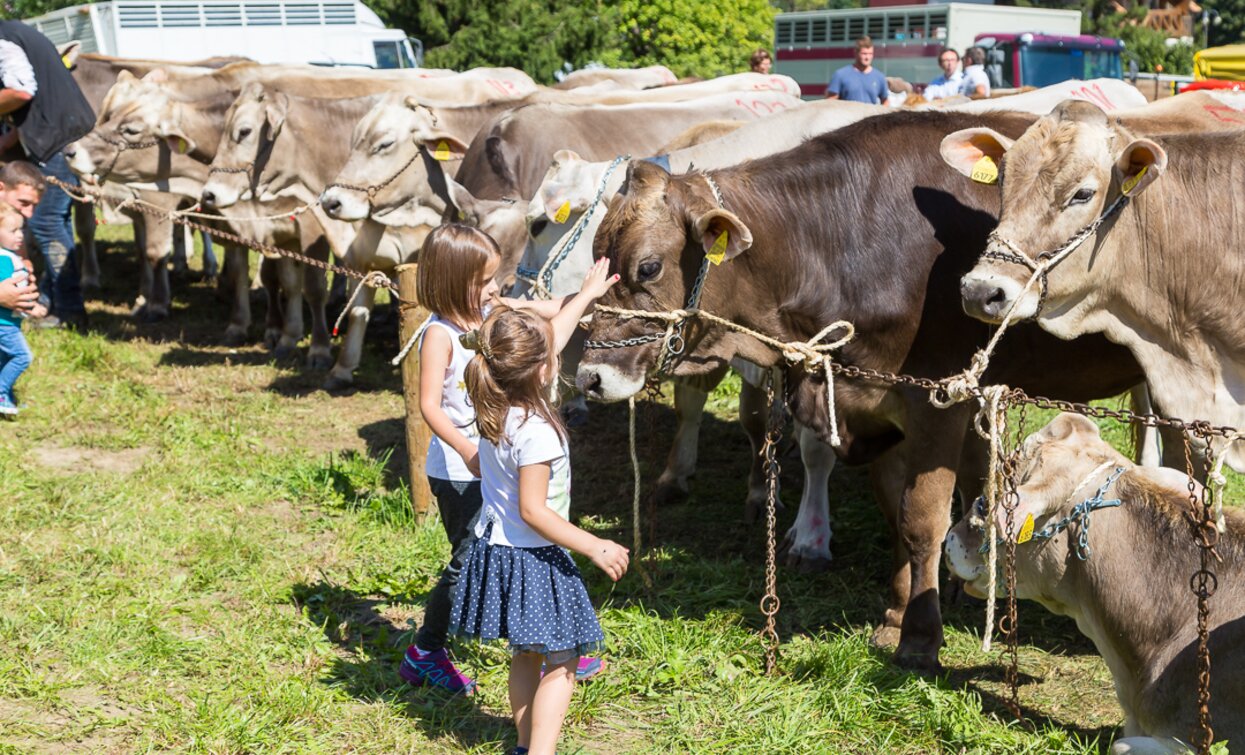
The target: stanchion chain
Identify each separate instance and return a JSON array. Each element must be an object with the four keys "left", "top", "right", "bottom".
[{"left": 760, "top": 371, "right": 784, "bottom": 675}]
